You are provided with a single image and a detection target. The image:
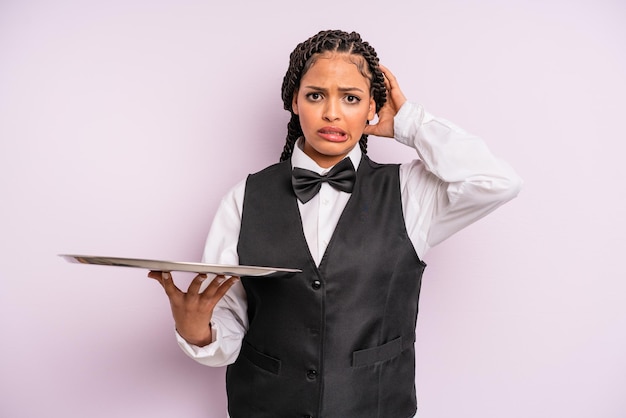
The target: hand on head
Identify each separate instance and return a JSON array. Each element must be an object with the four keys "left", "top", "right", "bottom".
[
  {"left": 363, "top": 65, "right": 407, "bottom": 139},
  {"left": 147, "top": 271, "right": 240, "bottom": 347}
]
